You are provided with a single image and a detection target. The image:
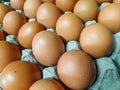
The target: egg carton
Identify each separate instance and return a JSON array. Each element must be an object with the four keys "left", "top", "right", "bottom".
[
  {"left": 1, "top": 29, "right": 120, "bottom": 90},
  {"left": 0, "top": 1, "right": 120, "bottom": 90}
]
